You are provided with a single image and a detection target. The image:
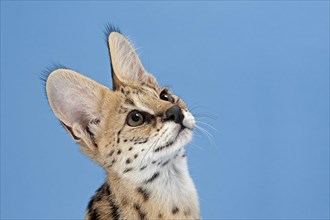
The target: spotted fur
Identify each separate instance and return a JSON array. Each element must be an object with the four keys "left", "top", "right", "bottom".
[{"left": 46, "top": 27, "right": 199, "bottom": 220}]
